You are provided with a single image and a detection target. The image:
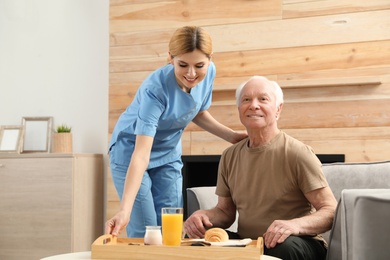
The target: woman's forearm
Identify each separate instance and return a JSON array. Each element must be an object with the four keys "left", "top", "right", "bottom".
[
  {"left": 193, "top": 110, "right": 236, "bottom": 143},
  {"left": 120, "top": 135, "right": 153, "bottom": 214}
]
